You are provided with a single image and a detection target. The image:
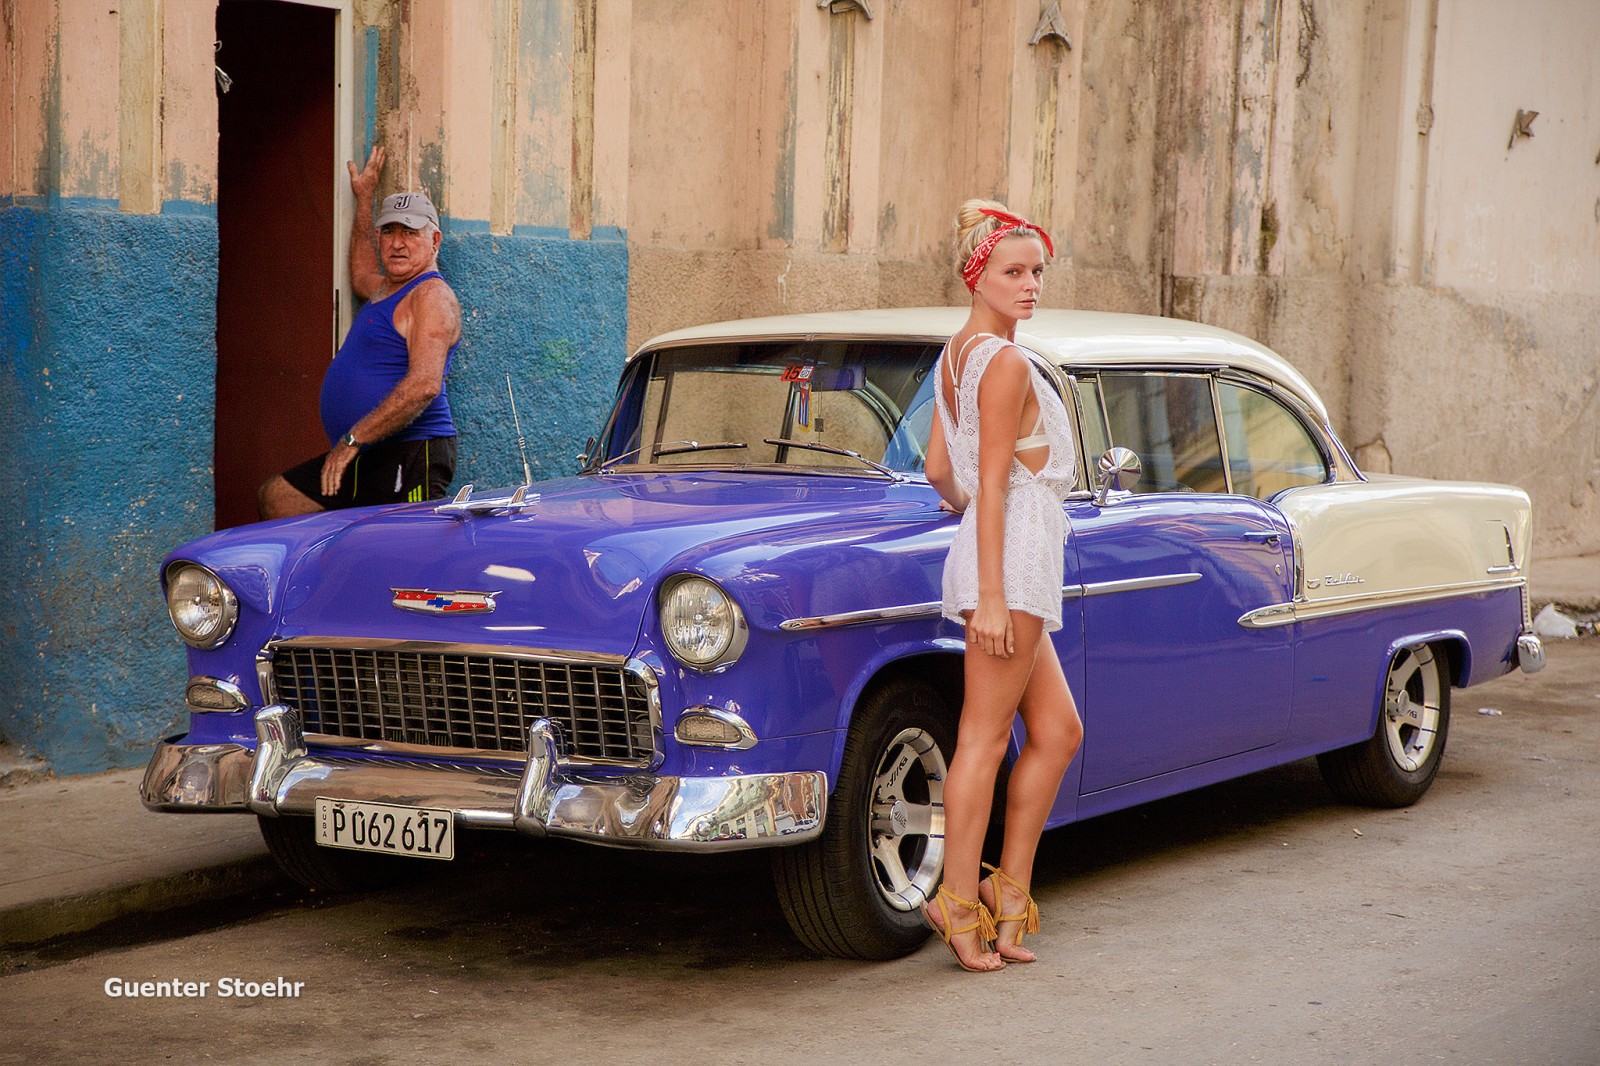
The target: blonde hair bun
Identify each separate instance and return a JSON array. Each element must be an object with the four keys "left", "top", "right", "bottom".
[{"left": 953, "top": 198, "right": 1049, "bottom": 275}]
